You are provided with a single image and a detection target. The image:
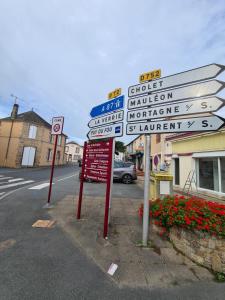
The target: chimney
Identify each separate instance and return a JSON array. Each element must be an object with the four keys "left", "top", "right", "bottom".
[{"left": 11, "top": 104, "right": 19, "bottom": 119}]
